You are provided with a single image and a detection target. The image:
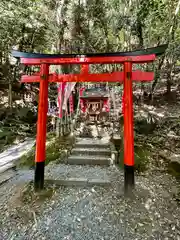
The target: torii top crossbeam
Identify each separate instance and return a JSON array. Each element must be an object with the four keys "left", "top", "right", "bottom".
[
  {"left": 12, "top": 44, "right": 167, "bottom": 65},
  {"left": 12, "top": 44, "right": 168, "bottom": 84},
  {"left": 12, "top": 44, "right": 168, "bottom": 193}
]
